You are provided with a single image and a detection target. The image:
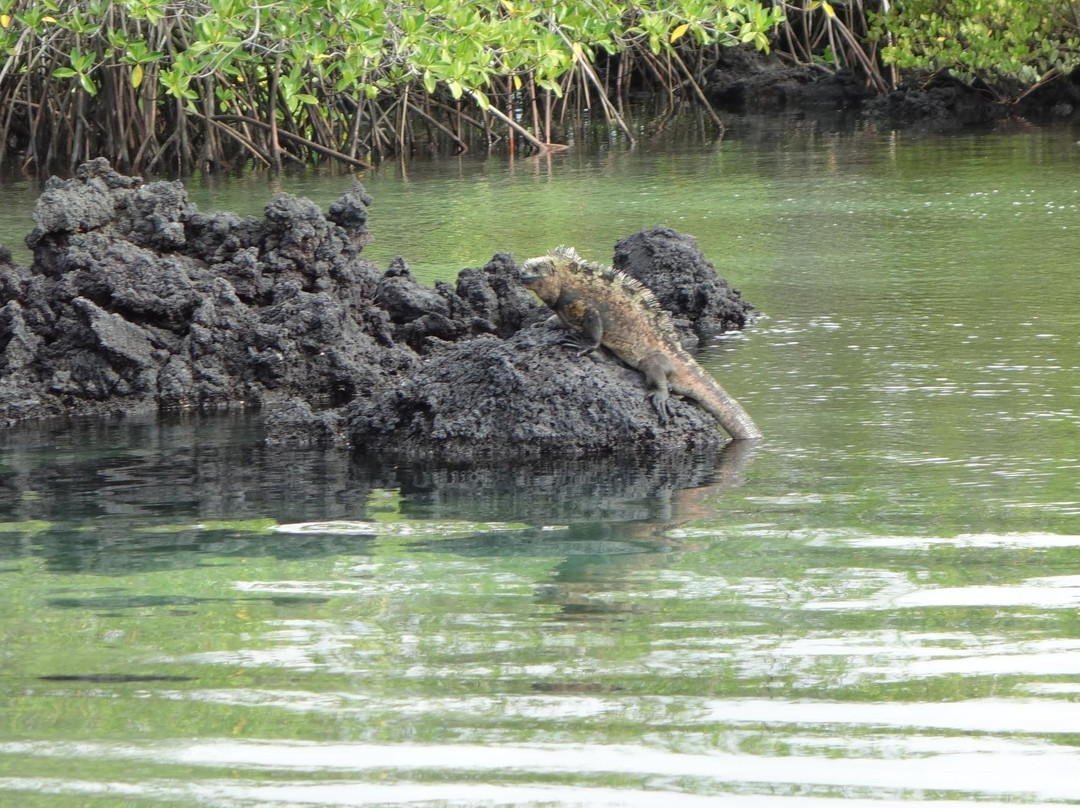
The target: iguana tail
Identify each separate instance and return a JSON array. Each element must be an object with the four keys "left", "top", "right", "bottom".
[{"left": 674, "top": 361, "right": 762, "bottom": 441}]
